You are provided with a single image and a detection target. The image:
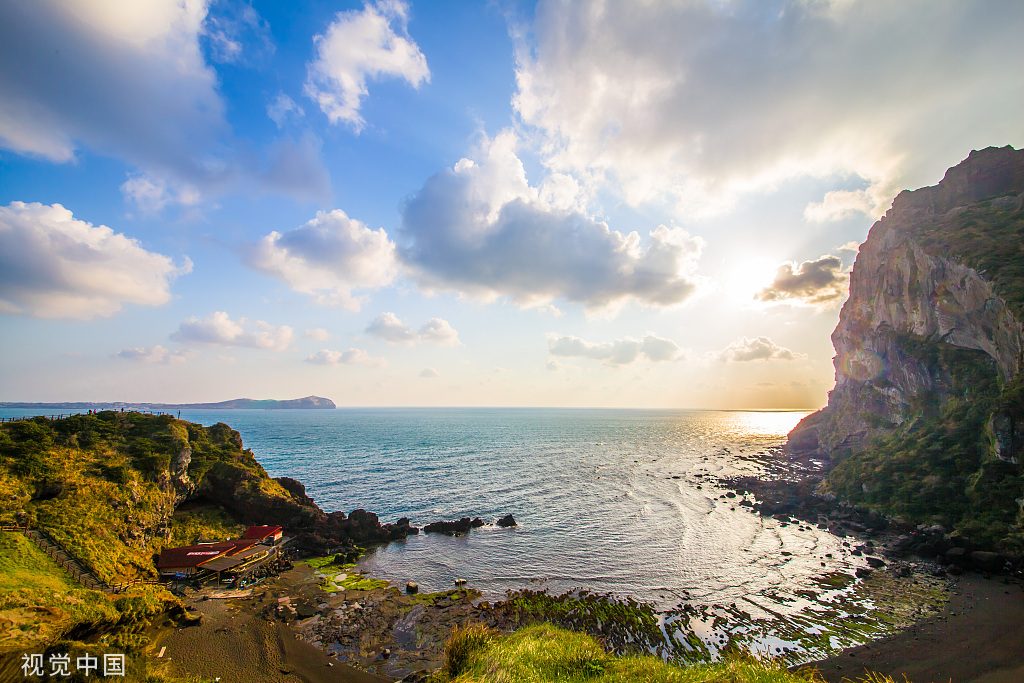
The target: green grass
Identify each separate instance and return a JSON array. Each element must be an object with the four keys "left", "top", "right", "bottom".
[{"left": 431, "top": 622, "right": 836, "bottom": 683}]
